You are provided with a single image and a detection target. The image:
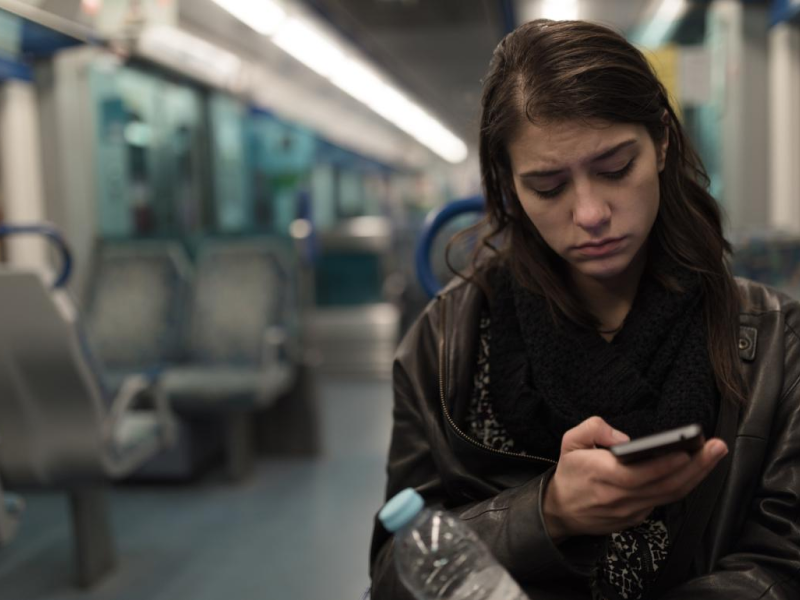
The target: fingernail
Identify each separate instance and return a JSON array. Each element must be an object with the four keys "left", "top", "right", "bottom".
[
  {"left": 710, "top": 442, "right": 728, "bottom": 459},
  {"left": 612, "top": 428, "right": 630, "bottom": 443}
]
